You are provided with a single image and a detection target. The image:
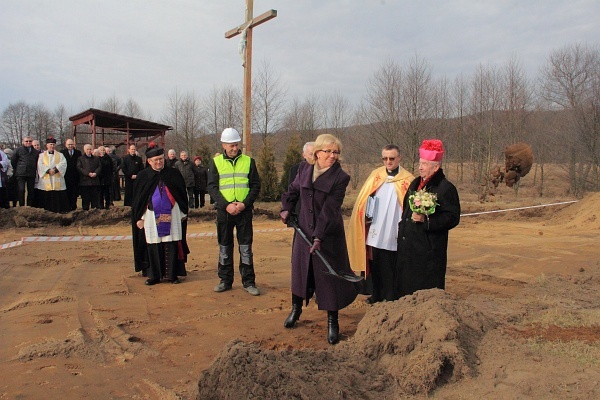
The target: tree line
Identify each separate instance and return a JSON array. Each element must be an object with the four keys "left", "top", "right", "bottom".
[{"left": 2, "top": 43, "right": 599, "bottom": 200}]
